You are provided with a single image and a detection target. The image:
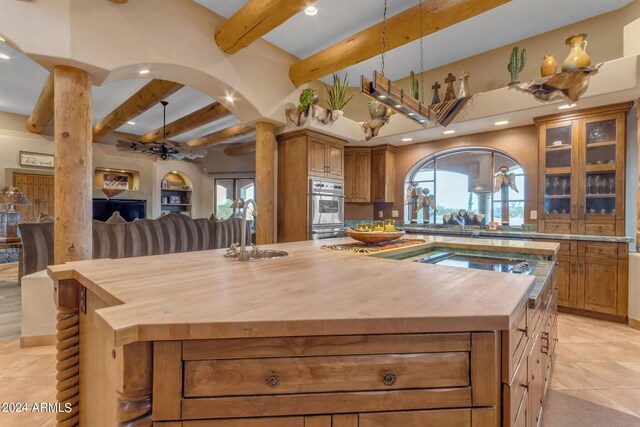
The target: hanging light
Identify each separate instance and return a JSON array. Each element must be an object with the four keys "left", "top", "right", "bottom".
[
  {"left": 360, "top": 0, "right": 434, "bottom": 127},
  {"left": 0, "top": 186, "right": 32, "bottom": 242}
]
